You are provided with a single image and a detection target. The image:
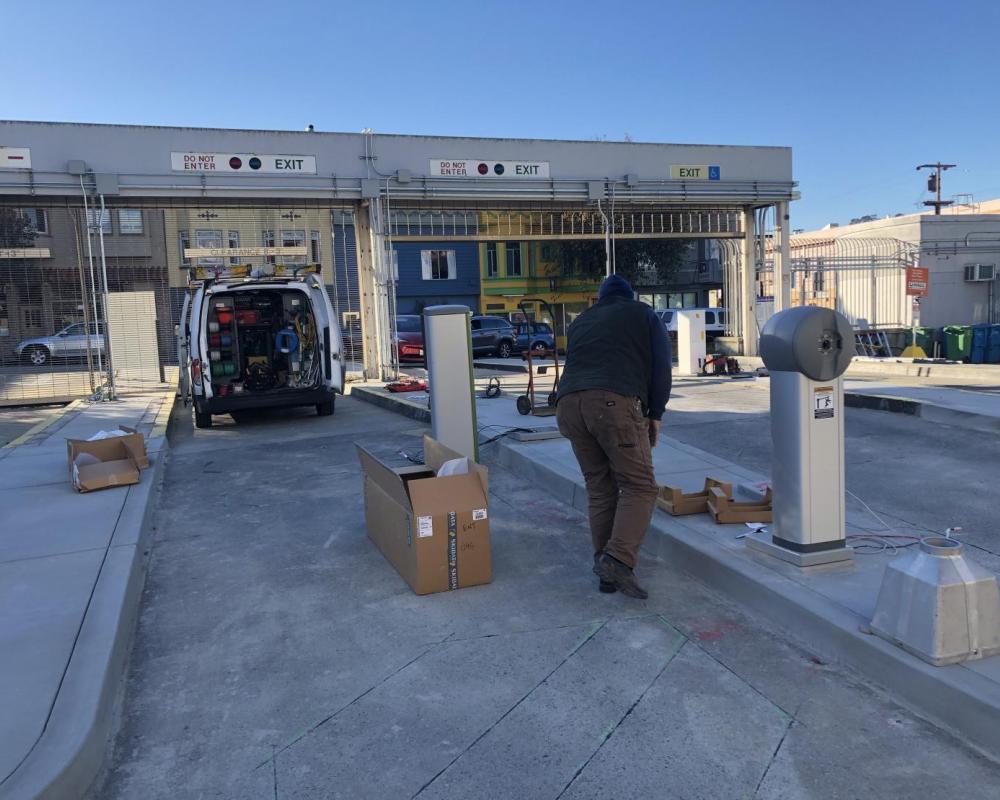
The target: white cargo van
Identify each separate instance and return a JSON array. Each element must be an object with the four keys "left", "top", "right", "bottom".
[
  {"left": 178, "top": 267, "right": 345, "bottom": 428},
  {"left": 655, "top": 308, "right": 728, "bottom": 337}
]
